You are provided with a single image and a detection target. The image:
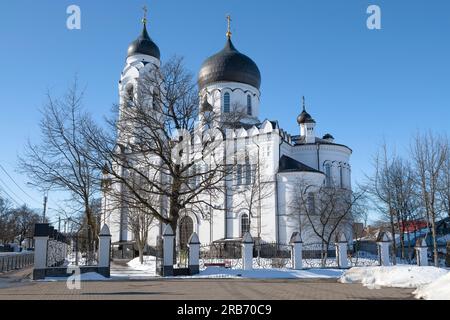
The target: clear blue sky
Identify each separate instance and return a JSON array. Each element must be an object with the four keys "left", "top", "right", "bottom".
[{"left": 0, "top": 0, "right": 449, "bottom": 224}]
